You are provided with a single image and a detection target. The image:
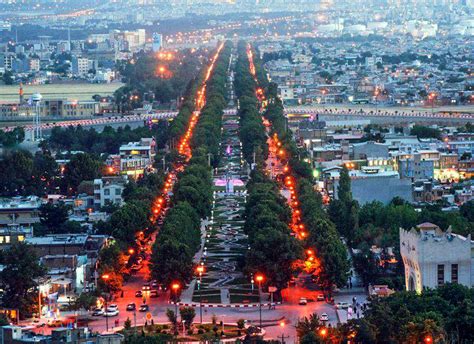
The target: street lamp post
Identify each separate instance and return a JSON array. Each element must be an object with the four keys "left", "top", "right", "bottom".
[
  {"left": 171, "top": 283, "right": 180, "bottom": 317},
  {"left": 196, "top": 265, "right": 205, "bottom": 324},
  {"left": 255, "top": 274, "right": 264, "bottom": 331},
  {"left": 279, "top": 321, "right": 289, "bottom": 344},
  {"left": 101, "top": 274, "right": 110, "bottom": 333}
]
